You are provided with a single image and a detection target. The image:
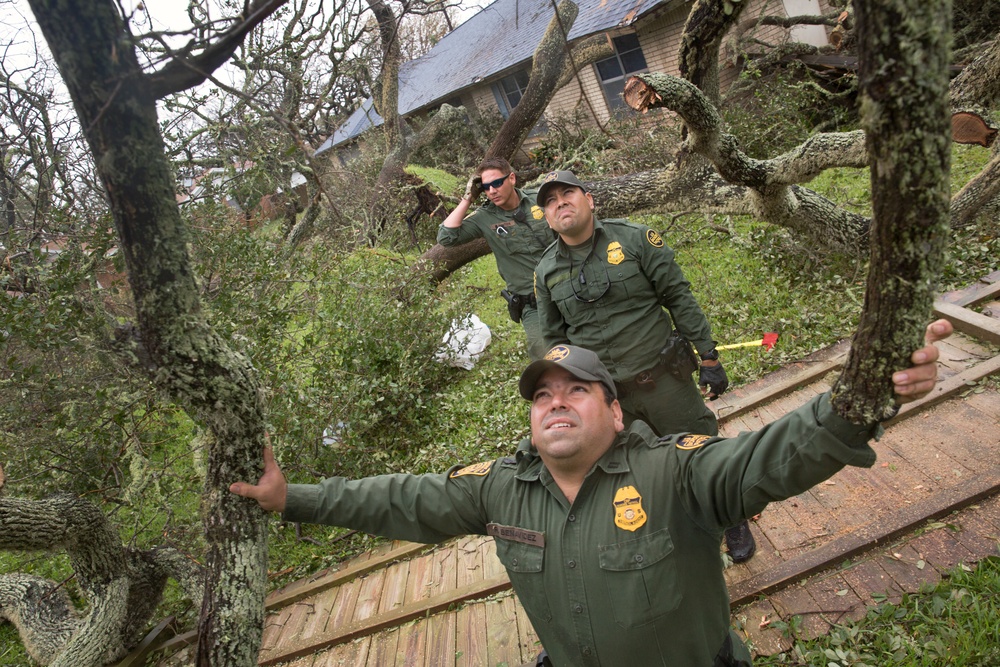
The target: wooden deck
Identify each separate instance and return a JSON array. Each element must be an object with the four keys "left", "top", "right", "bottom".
[{"left": 145, "top": 275, "right": 1000, "bottom": 667}]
